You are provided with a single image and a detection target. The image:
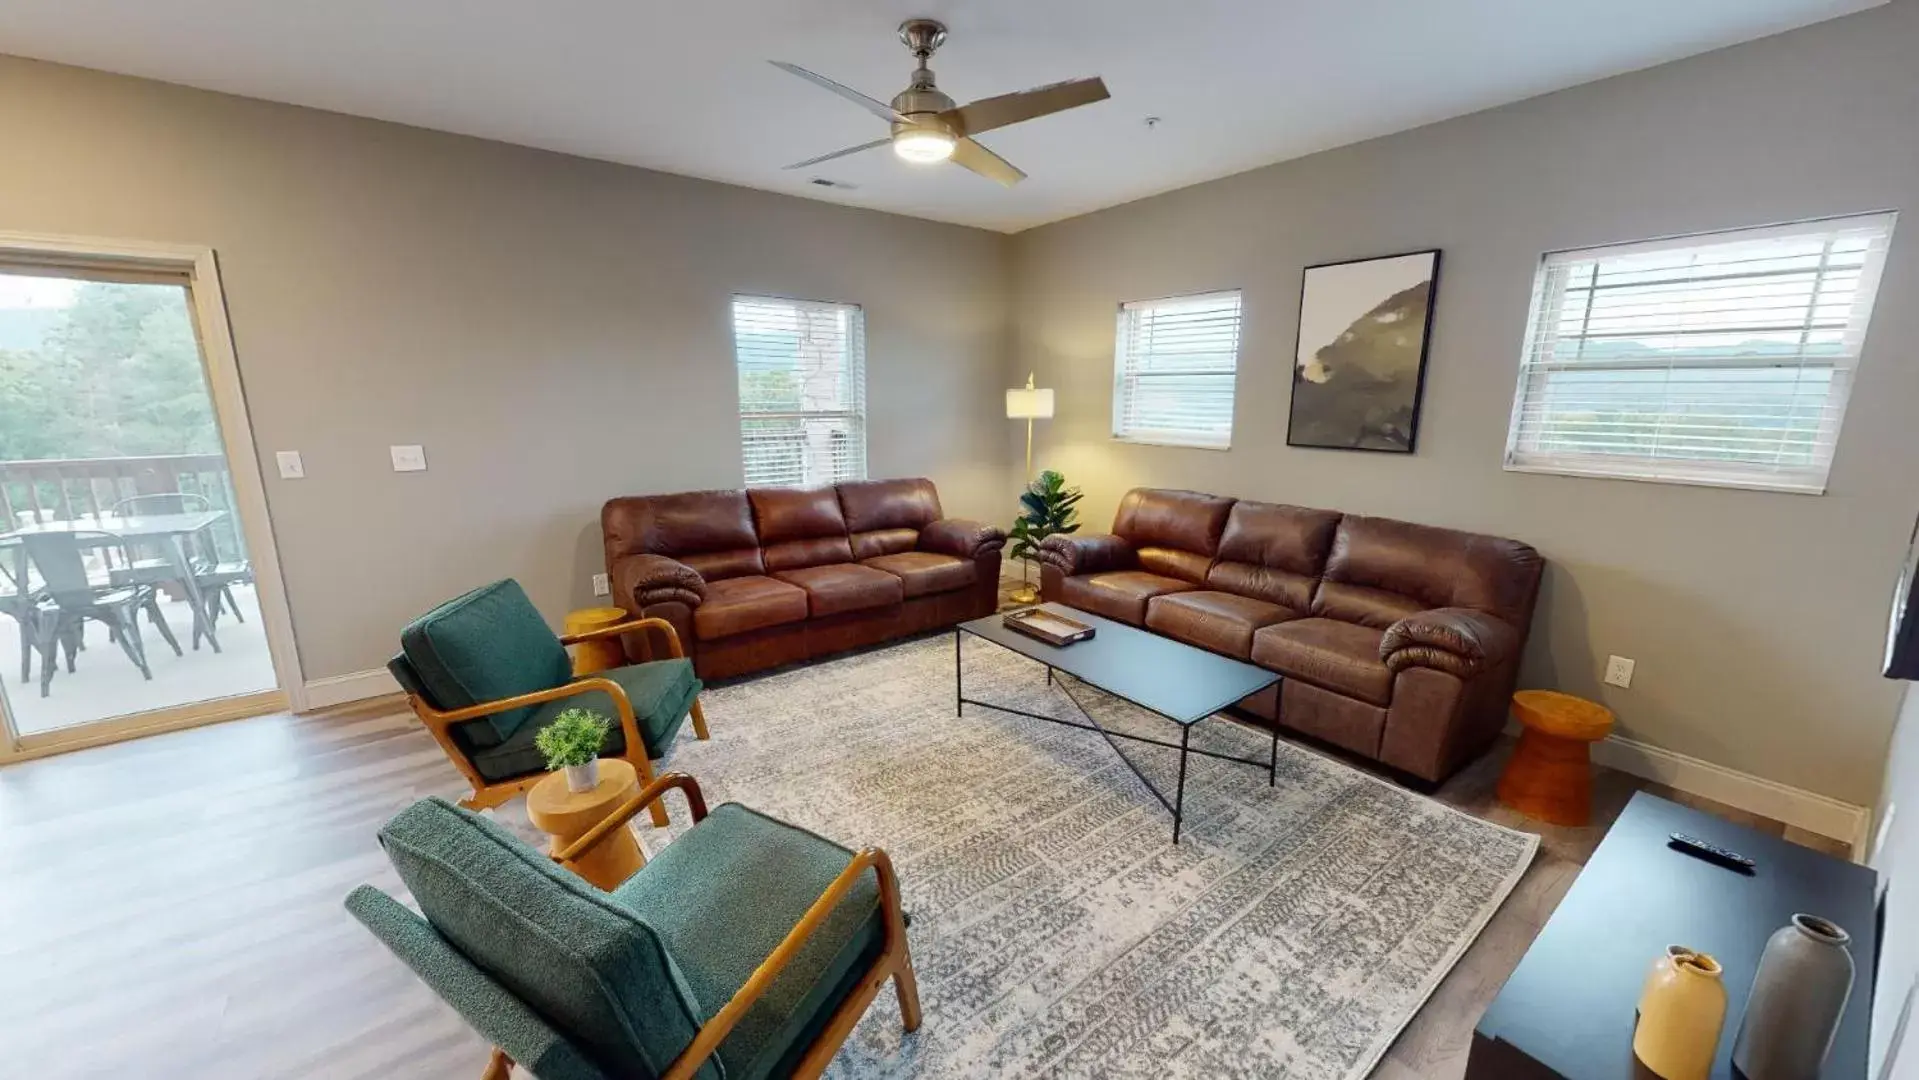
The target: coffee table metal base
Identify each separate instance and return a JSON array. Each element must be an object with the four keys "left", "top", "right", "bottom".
[{"left": 956, "top": 629, "right": 1279, "bottom": 844}]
